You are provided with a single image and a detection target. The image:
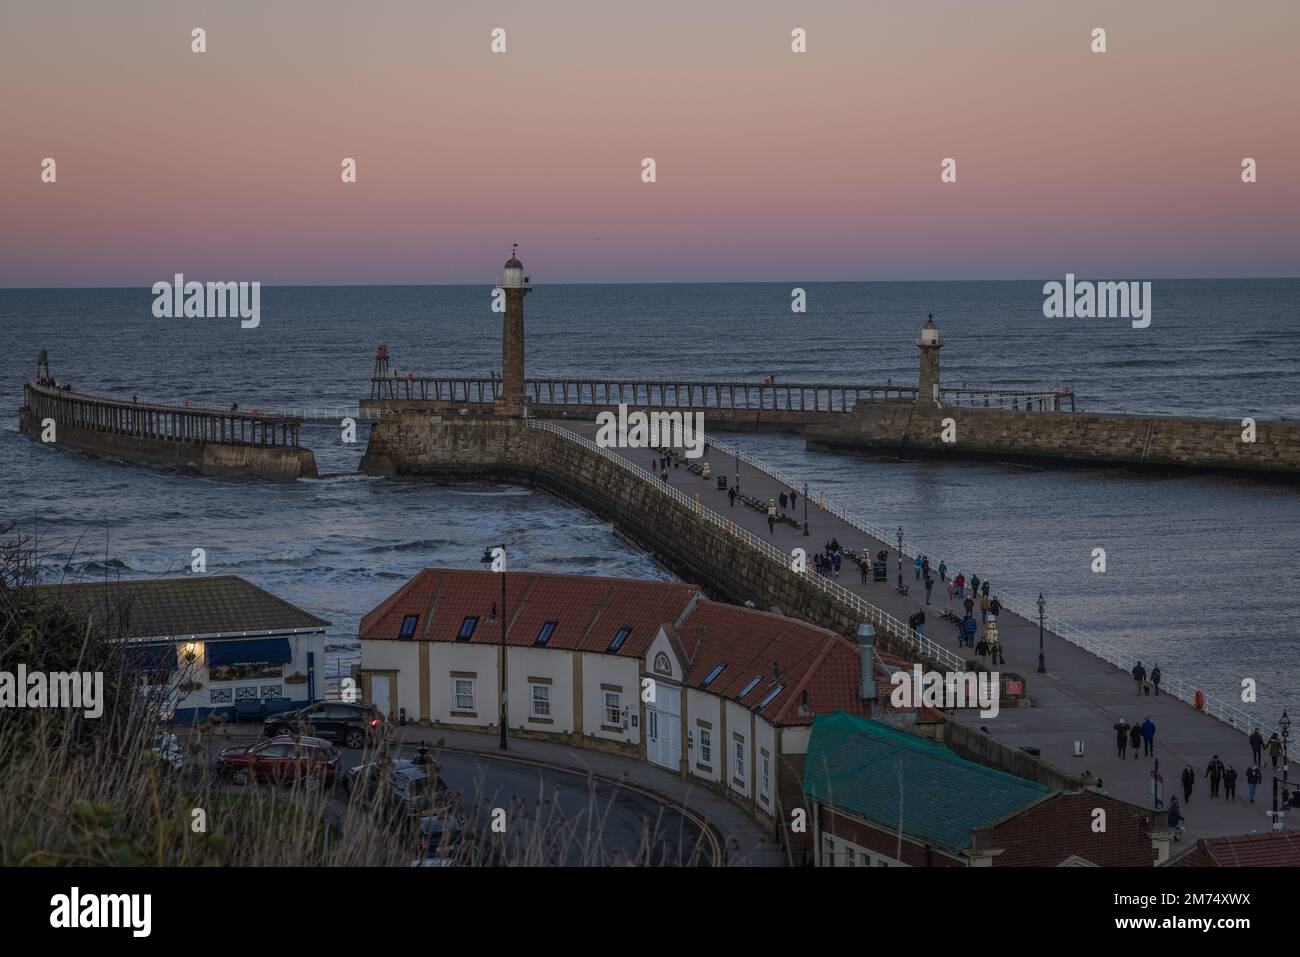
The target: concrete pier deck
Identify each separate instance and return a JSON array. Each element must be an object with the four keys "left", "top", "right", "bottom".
[{"left": 558, "top": 419, "right": 1293, "bottom": 846}]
